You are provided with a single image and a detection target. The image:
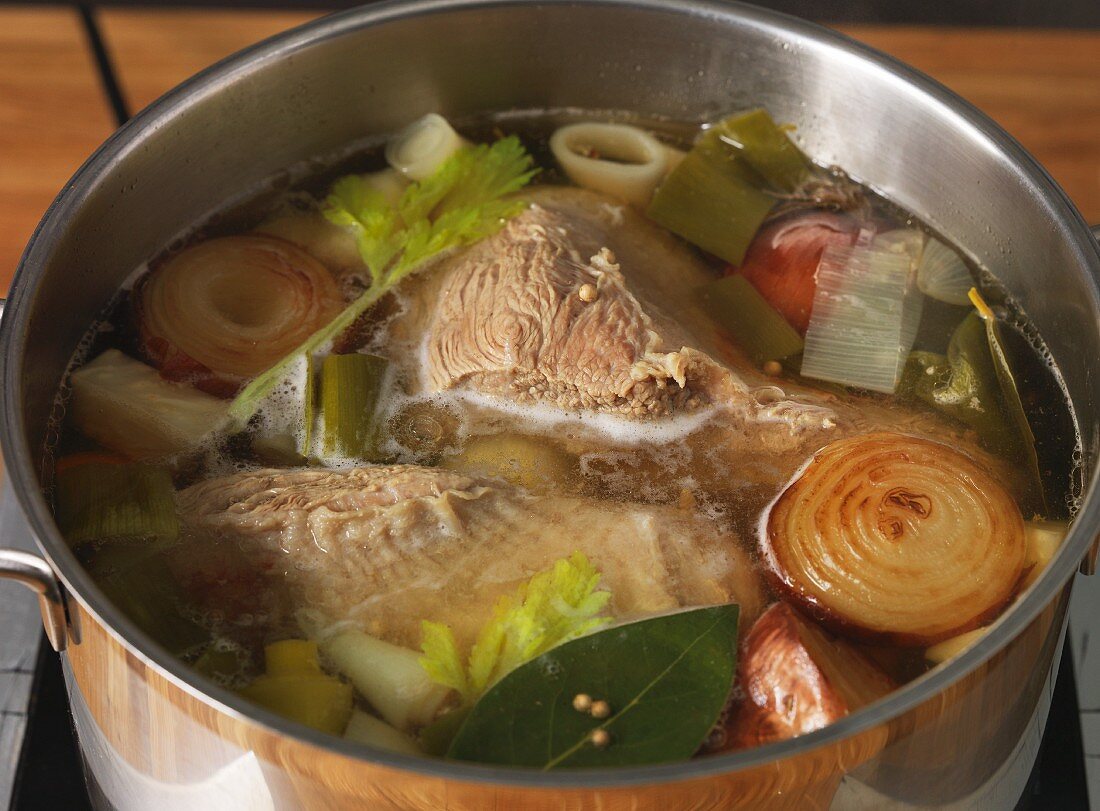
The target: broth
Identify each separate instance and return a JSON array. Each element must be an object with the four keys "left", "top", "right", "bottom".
[{"left": 51, "top": 109, "right": 1079, "bottom": 766}]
